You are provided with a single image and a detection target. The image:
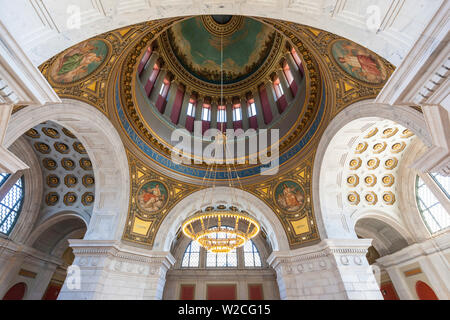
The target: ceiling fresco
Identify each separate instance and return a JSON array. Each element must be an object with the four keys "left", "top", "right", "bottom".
[
  {"left": 167, "top": 16, "right": 276, "bottom": 84},
  {"left": 34, "top": 16, "right": 396, "bottom": 249}
]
